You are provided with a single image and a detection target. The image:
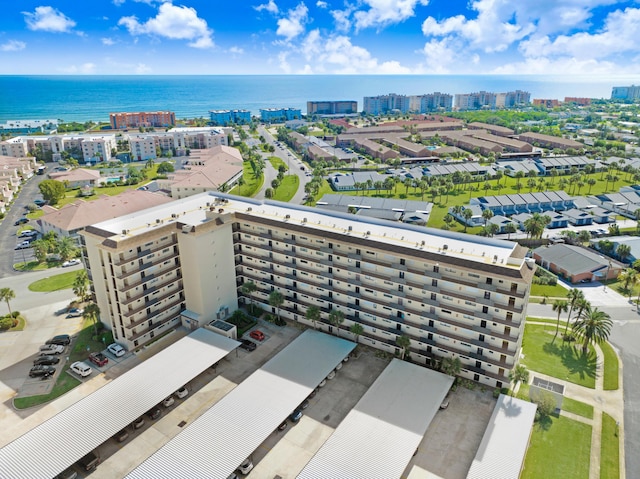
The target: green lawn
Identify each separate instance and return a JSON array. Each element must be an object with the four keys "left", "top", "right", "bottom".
[
  {"left": 8, "top": 315, "right": 26, "bottom": 331},
  {"left": 268, "top": 156, "right": 288, "bottom": 171},
  {"left": 521, "top": 415, "right": 592, "bottom": 479},
  {"left": 273, "top": 175, "right": 299, "bottom": 202},
  {"left": 562, "top": 397, "right": 594, "bottom": 419},
  {"left": 530, "top": 283, "right": 569, "bottom": 298},
  {"left": 28, "top": 271, "right": 78, "bottom": 292},
  {"left": 600, "top": 340, "right": 619, "bottom": 391},
  {"left": 13, "top": 374, "right": 81, "bottom": 409},
  {"left": 521, "top": 324, "right": 596, "bottom": 388},
  {"left": 310, "top": 179, "right": 335, "bottom": 204},
  {"left": 230, "top": 161, "right": 264, "bottom": 198},
  {"left": 600, "top": 412, "right": 620, "bottom": 479},
  {"left": 25, "top": 209, "right": 44, "bottom": 220}
]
